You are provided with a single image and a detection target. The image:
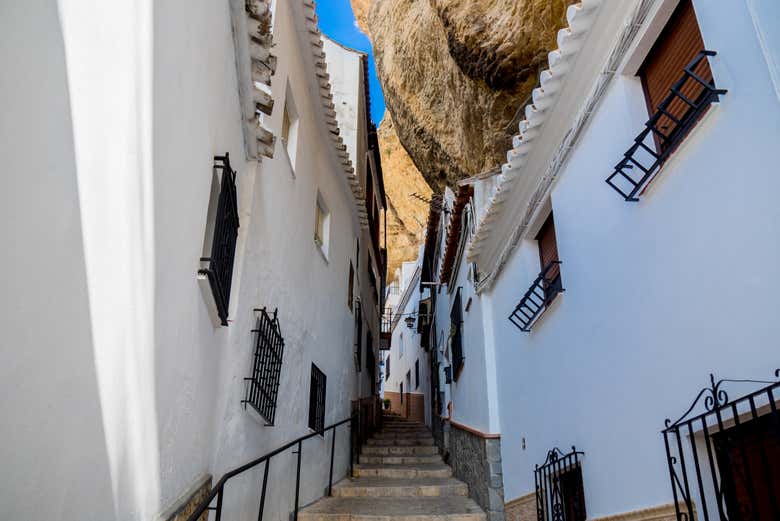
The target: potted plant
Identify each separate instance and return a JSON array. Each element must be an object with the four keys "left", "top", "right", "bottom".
[{"left": 383, "top": 399, "right": 391, "bottom": 410}]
